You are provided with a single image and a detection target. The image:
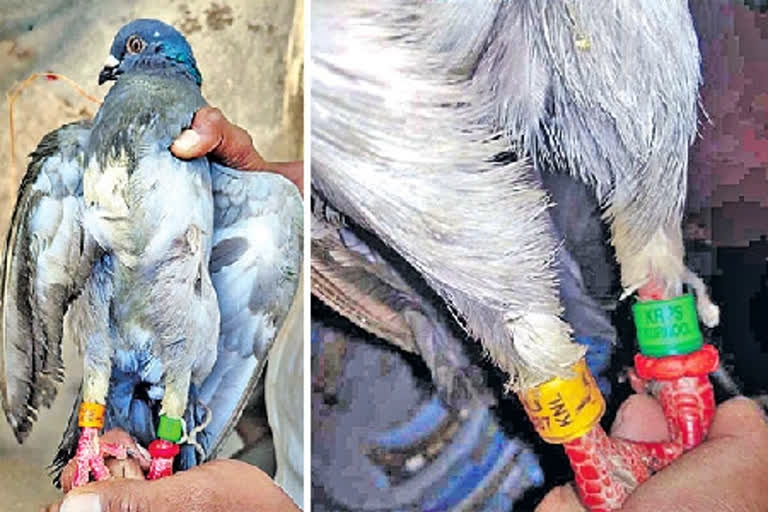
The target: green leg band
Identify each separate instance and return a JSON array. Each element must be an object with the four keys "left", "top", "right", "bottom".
[
  {"left": 632, "top": 293, "right": 703, "bottom": 357},
  {"left": 157, "top": 415, "right": 183, "bottom": 442}
]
